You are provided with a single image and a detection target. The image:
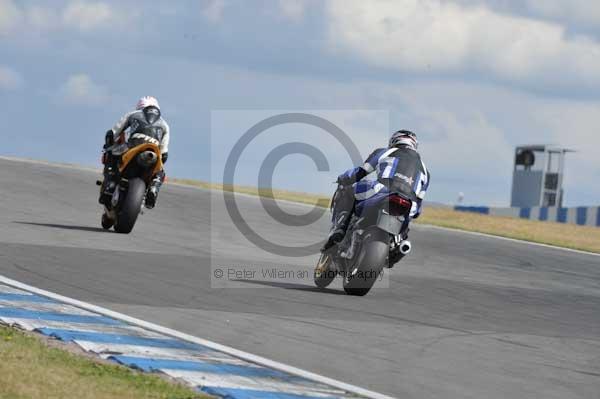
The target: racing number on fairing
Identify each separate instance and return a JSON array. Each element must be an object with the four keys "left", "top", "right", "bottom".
[
  {"left": 131, "top": 133, "right": 160, "bottom": 146},
  {"left": 377, "top": 157, "right": 398, "bottom": 179}
]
